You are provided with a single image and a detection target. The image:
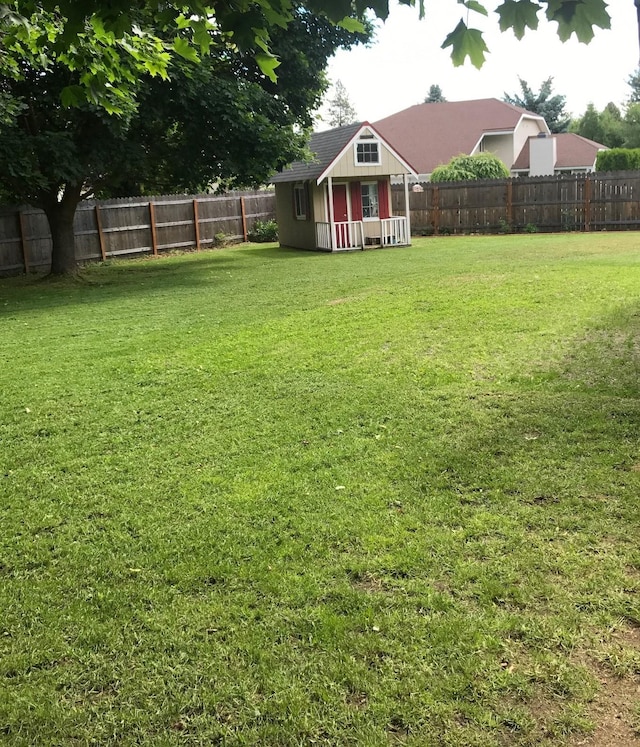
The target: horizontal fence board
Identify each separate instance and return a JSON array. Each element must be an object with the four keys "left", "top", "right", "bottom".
[
  {"left": 0, "top": 190, "right": 276, "bottom": 274},
  {"left": 392, "top": 170, "right": 640, "bottom": 236}
]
